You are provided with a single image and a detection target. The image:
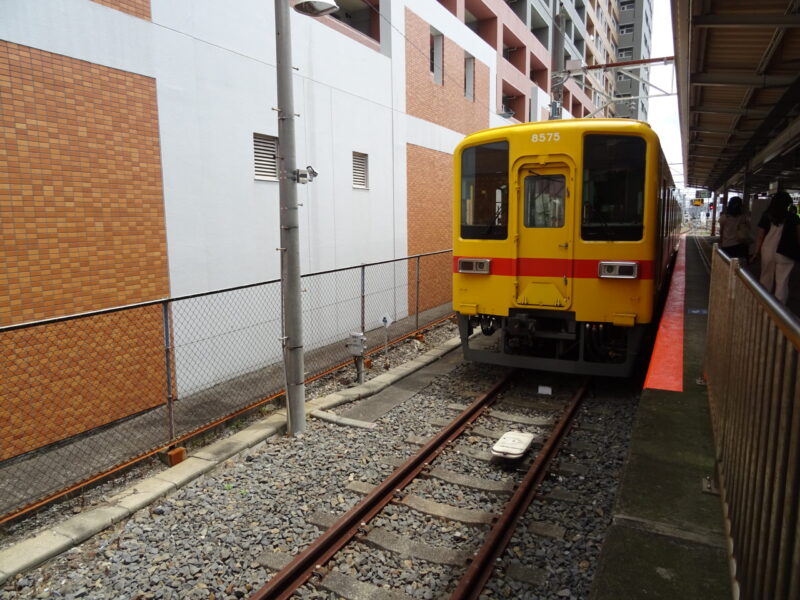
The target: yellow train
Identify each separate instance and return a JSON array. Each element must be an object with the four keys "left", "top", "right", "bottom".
[{"left": 453, "top": 119, "right": 680, "bottom": 376}]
